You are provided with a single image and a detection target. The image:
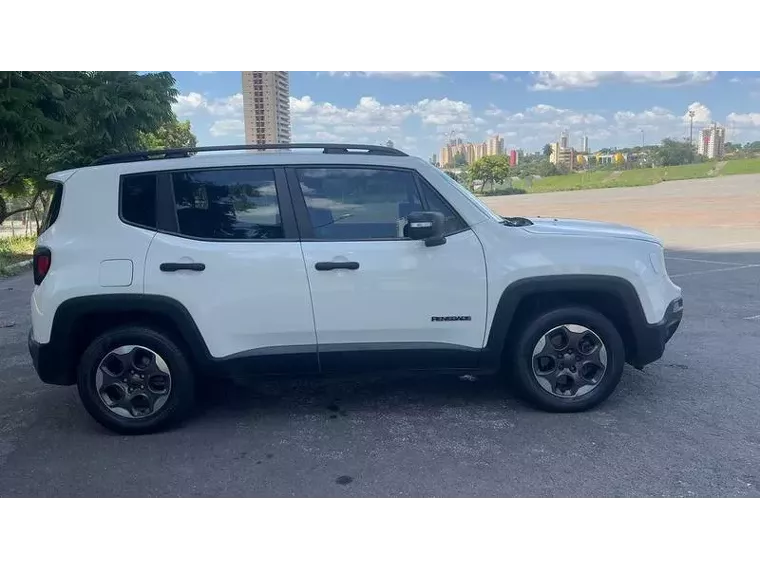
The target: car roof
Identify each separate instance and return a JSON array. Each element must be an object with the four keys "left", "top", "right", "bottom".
[{"left": 48, "top": 144, "right": 428, "bottom": 180}]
